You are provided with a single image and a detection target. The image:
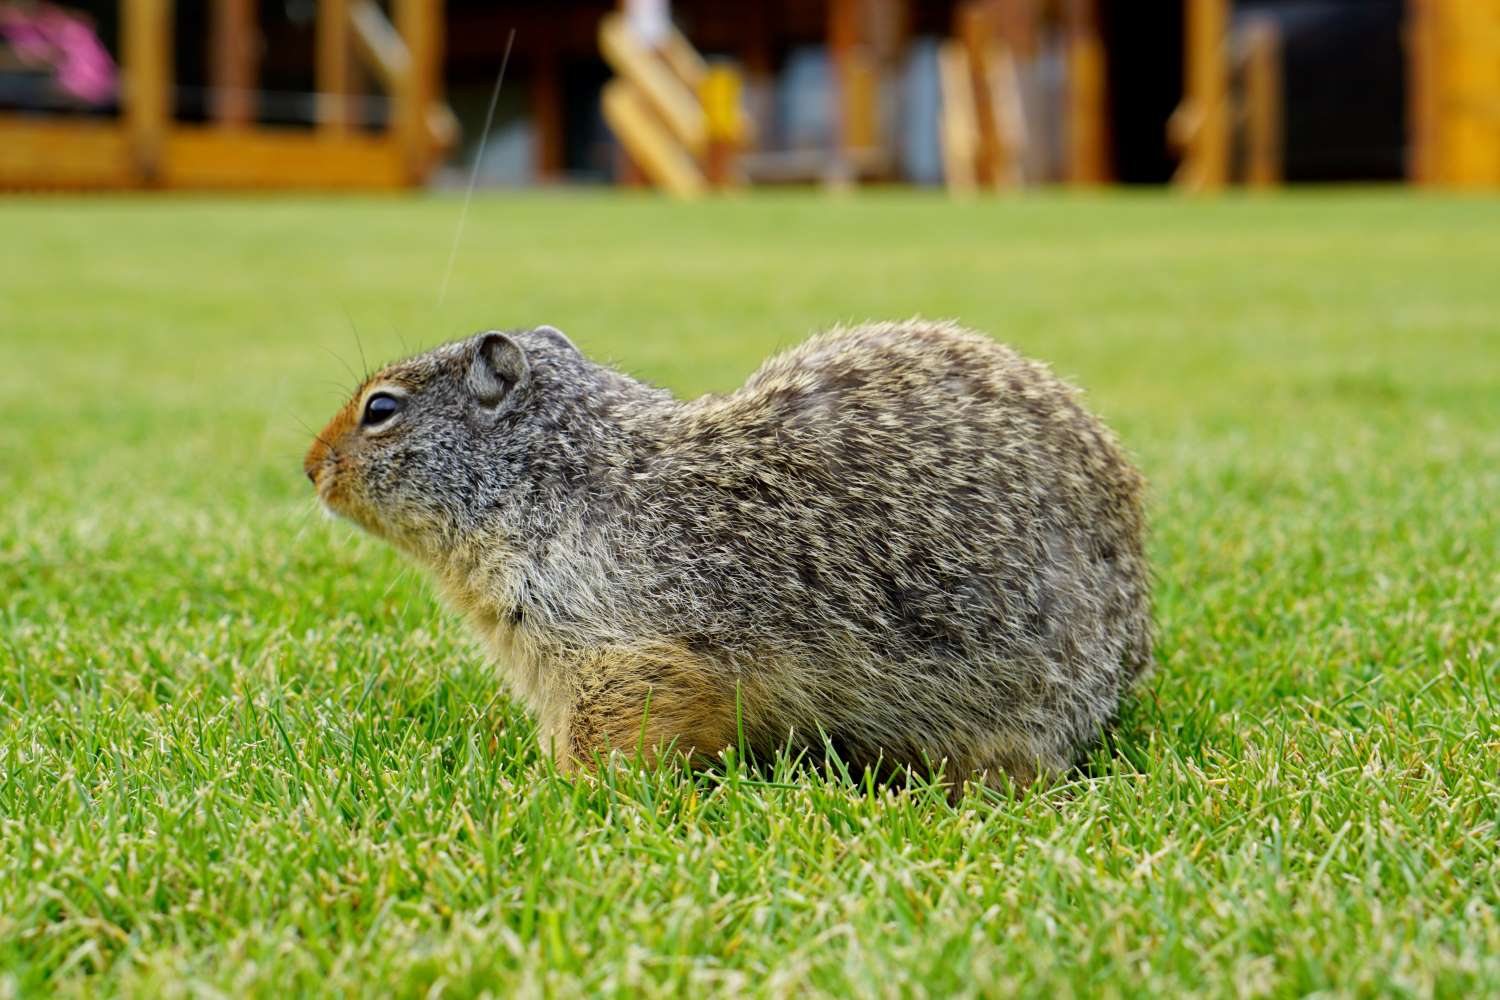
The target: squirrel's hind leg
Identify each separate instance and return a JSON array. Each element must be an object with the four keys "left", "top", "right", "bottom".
[{"left": 561, "top": 643, "right": 741, "bottom": 769}]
